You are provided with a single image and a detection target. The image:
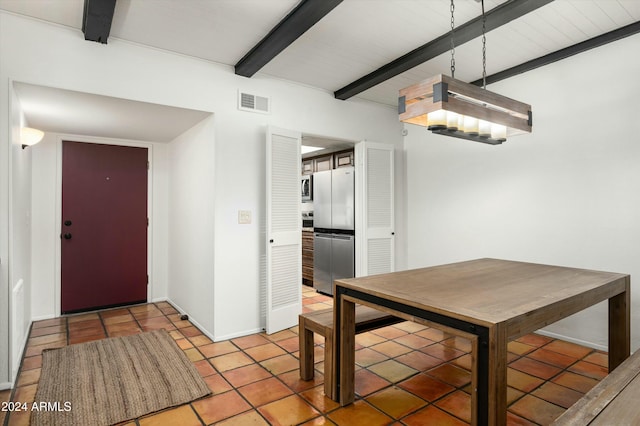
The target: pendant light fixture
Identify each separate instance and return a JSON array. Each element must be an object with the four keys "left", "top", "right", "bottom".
[{"left": 398, "top": 0, "right": 532, "bottom": 145}]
